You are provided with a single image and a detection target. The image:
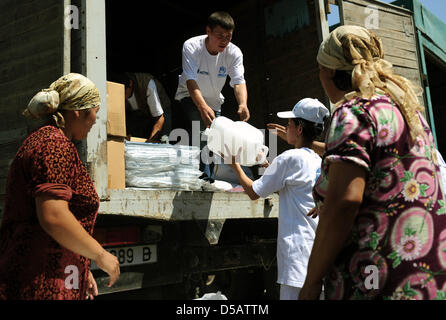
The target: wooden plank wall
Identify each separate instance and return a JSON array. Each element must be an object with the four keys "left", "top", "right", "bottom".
[
  {"left": 341, "top": 0, "right": 425, "bottom": 107},
  {"left": 0, "top": 0, "right": 64, "bottom": 214}
]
